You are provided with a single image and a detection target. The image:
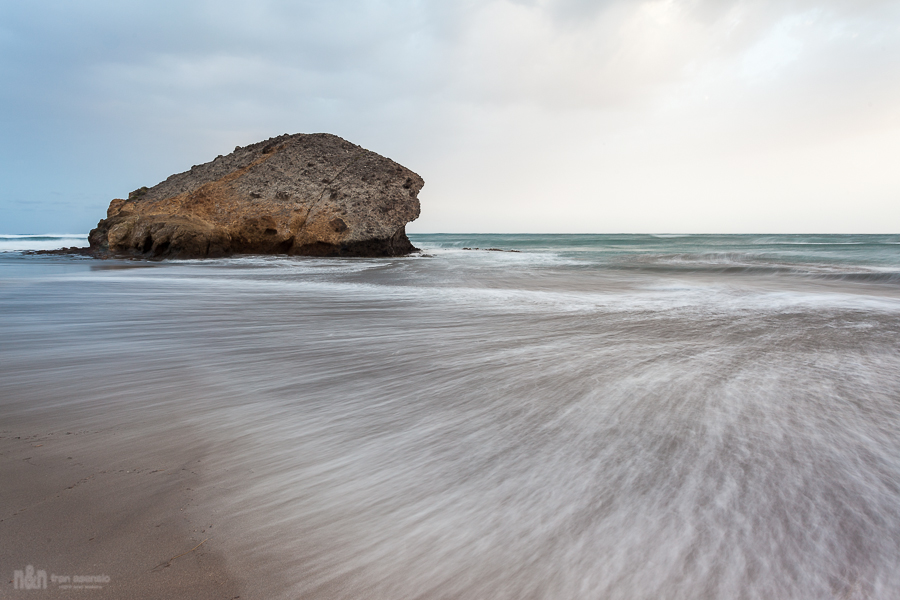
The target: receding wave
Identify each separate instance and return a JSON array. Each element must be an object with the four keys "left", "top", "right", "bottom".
[{"left": 599, "top": 252, "right": 900, "bottom": 283}]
